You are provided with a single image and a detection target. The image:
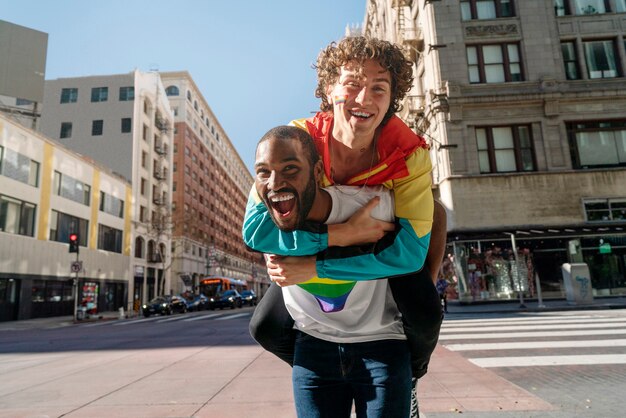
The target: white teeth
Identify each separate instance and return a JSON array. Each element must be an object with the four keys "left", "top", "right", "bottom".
[
  {"left": 269, "top": 193, "right": 294, "bottom": 202},
  {"left": 351, "top": 111, "right": 372, "bottom": 118}
]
